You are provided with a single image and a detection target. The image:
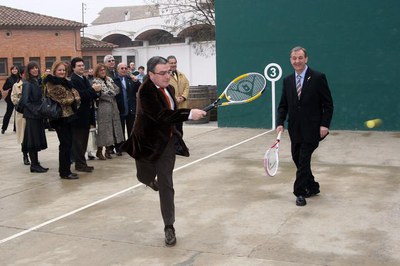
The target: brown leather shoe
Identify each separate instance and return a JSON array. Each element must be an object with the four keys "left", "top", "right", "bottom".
[
  {"left": 96, "top": 148, "right": 106, "bottom": 160},
  {"left": 105, "top": 151, "right": 112, "bottom": 159}
]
